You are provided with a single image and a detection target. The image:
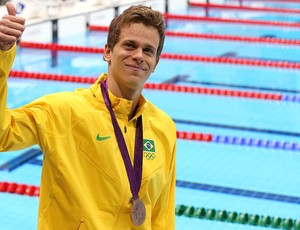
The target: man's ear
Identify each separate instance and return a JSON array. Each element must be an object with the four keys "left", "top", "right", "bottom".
[{"left": 103, "top": 44, "right": 111, "bottom": 62}]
